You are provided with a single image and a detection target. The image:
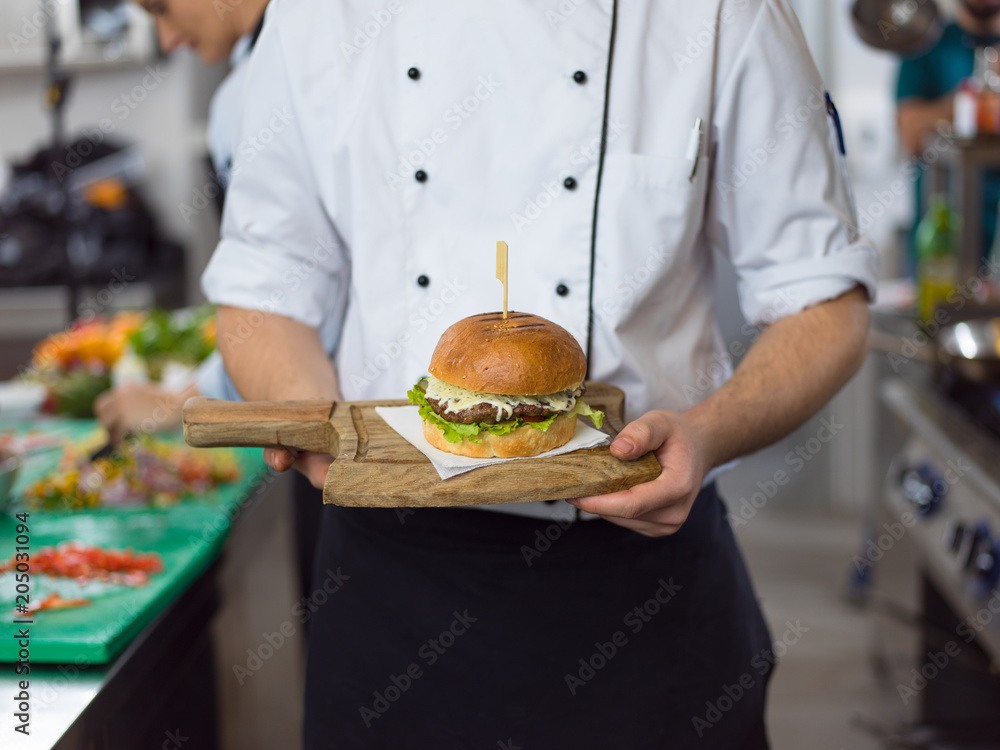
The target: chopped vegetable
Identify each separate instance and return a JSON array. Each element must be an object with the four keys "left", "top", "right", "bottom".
[
  {"left": 24, "top": 592, "right": 92, "bottom": 613},
  {"left": 0, "top": 543, "right": 163, "bottom": 586},
  {"left": 128, "top": 306, "right": 216, "bottom": 380},
  {"left": 31, "top": 312, "right": 145, "bottom": 374},
  {"left": 26, "top": 307, "right": 217, "bottom": 417},
  {"left": 45, "top": 371, "right": 112, "bottom": 418},
  {"left": 0, "top": 431, "right": 61, "bottom": 458},
  {"left": 22, "top": 435, "right": 241, "bottom": 510}
]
